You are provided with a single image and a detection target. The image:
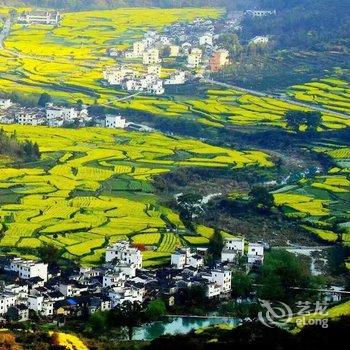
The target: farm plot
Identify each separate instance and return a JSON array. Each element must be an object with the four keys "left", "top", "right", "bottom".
[
  {"left": 289, "top": 78, "right": 350, "bottom": 115},
  {"left": 115, "top": 87, "right": 350, "bottom": 130},
  {"left": 0, "top": 8, "right": 221, "bottom": 105},
  {"left": 0, "top": 125, "right": 267, "bottom": 265},
  {"left": 273, "top": 140, "right": 350, "bottom": 244}
]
